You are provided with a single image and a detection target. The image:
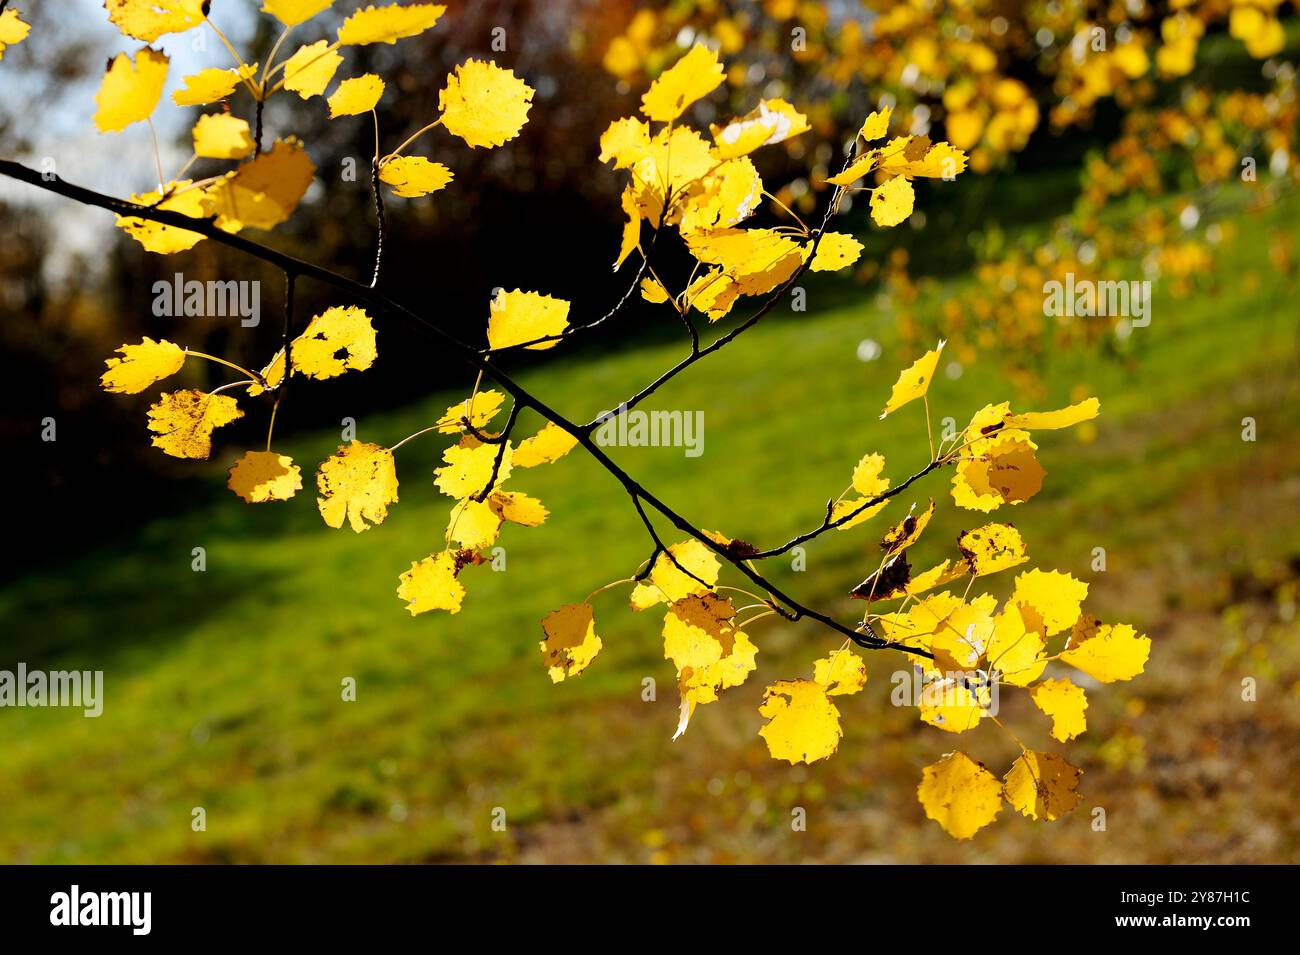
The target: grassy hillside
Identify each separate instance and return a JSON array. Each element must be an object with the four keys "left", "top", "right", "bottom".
[{"left": 1, "top": 189, "right": 1297, "bottom": 863}]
